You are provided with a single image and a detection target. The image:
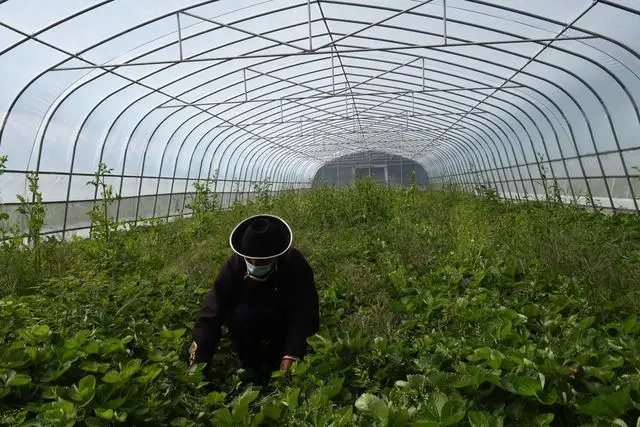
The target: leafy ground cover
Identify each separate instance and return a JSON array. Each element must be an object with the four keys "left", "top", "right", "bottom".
[{"left": 1, "top": 179, "right": 640, "bottom": 426}]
